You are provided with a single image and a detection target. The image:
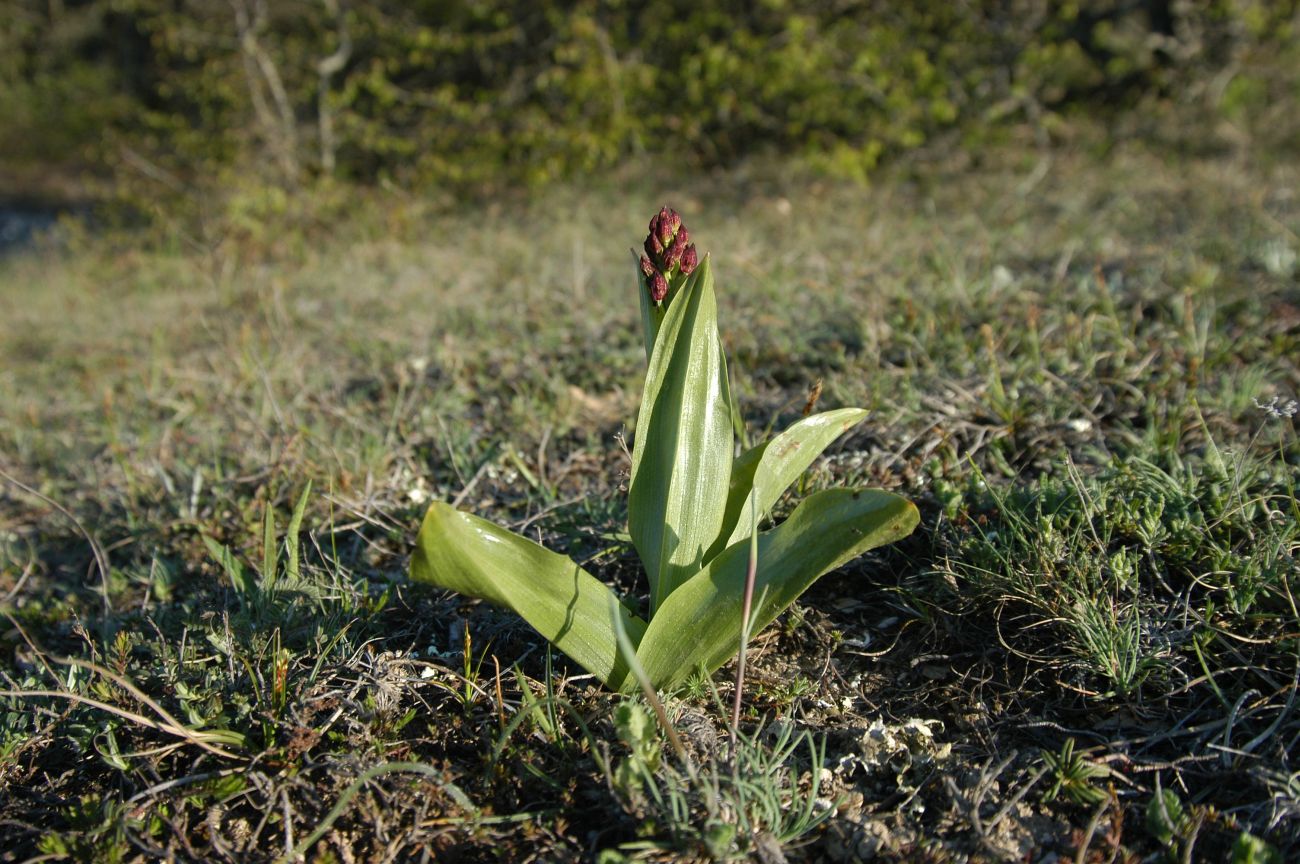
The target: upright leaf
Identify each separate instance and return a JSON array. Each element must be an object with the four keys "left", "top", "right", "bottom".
[
  {"left": 410, "top": 502, "right": 646, "bottom": 690},
  {"left": 706, "top": 408, "right": 868, "bottom": 560},
  {"left": 203, "top": 536, "right": 253, "bottom": 598},
  {"left": 636, "top": 488, "right": 919, "bottom": 691},
  {"left": 285, "top": 481, "right": 312, "bottom": 584},
  {"left": 629, "top": 255, "right": 734, "bottom": 612},
  {"left": 261, "top": 504, "right": 277, "bottom": 591}
]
